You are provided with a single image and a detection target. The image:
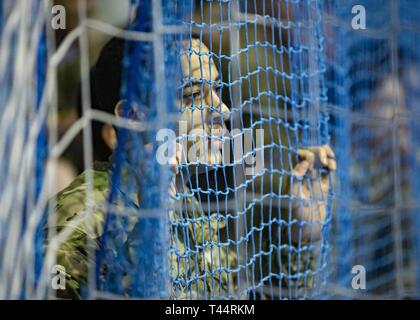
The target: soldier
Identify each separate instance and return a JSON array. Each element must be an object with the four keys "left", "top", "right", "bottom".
[{"left": 45, "top": 37, "right": 336, "bottom": 299}]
